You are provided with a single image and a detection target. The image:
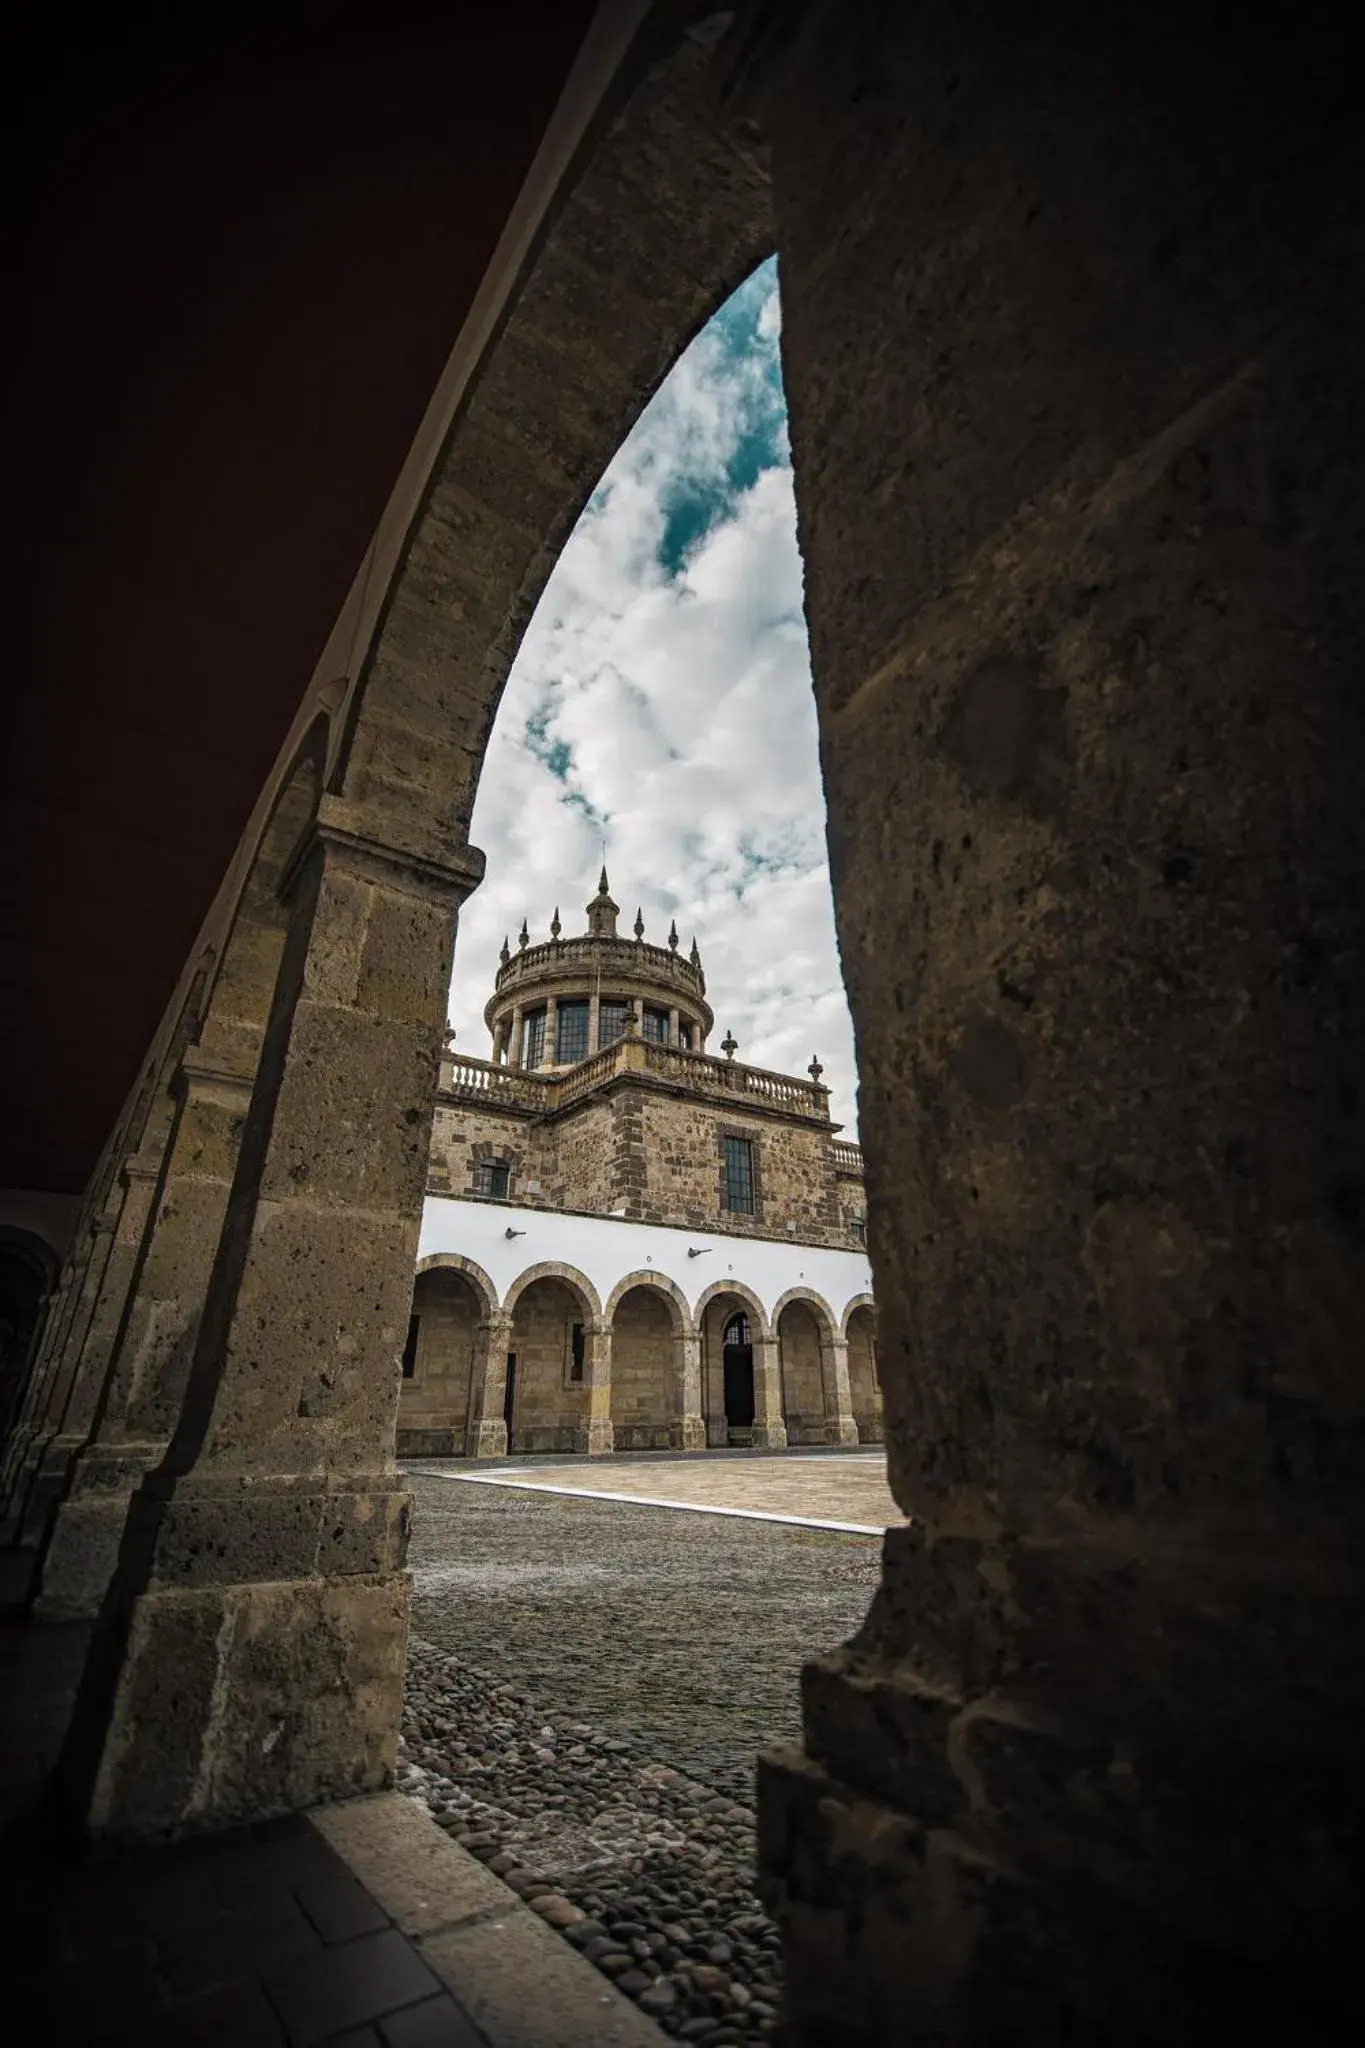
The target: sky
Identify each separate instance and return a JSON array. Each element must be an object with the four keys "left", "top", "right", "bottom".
[{"left": 447, "top": 257, "right": 860, "bottom": 1133}]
